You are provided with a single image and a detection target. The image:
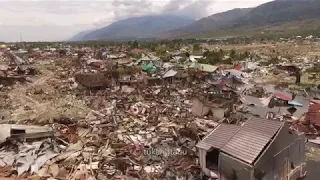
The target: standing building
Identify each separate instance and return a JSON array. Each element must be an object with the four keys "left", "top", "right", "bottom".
[{"left": 196, "top": 117, "right": 306, "bottom": 180}]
